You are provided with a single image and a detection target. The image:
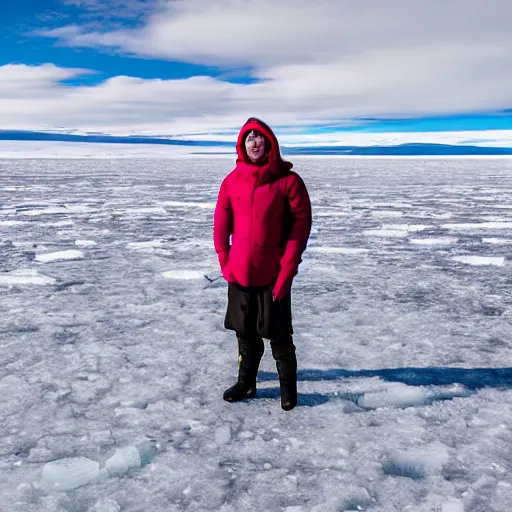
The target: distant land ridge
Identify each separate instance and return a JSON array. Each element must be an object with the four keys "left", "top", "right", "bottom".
[{"left": 2, "top": 131, "right": 512, "bottom": 155}]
